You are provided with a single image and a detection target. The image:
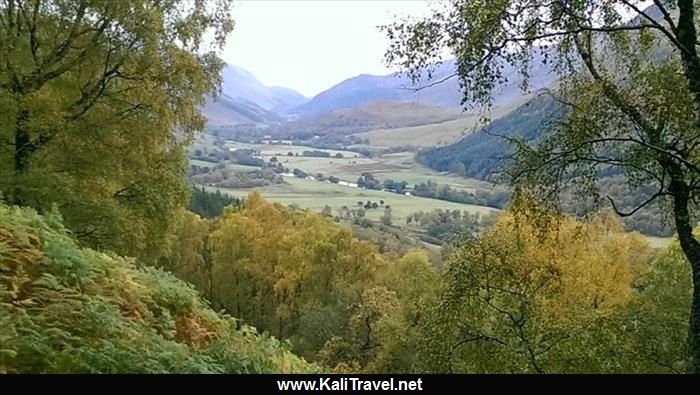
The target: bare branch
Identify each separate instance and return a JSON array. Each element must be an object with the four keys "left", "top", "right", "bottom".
[
  {"left": 606, "top": 190, "right": 664, "bottom": 218},
  {"left": 398, "top": 72, "right": 457, "bottom": 92}
]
